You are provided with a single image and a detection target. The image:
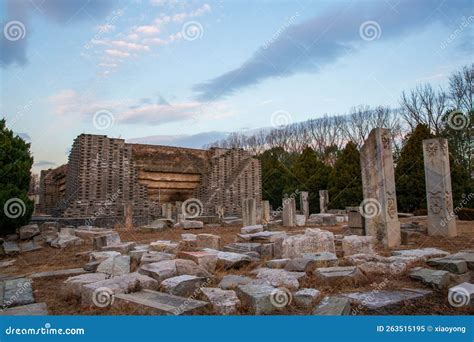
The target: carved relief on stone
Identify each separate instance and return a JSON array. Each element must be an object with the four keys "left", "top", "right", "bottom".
[
  {"left": 445, "top": 191, "right": 453, "bottom": 212},
  {"left": 428, "top": 191, "right": 443, "bottom": 215},
  {"left": 386, "top": 194, "right": 396, "bottom": 219},
  {"left": 381, "top": 133, "right": 391, "bottom": 150},
  {"left": 426, "top": 142, "right": 438, "bottom": 158},
  {"left": 439, "top": 140, "right": 448, "bottom": 156}
]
